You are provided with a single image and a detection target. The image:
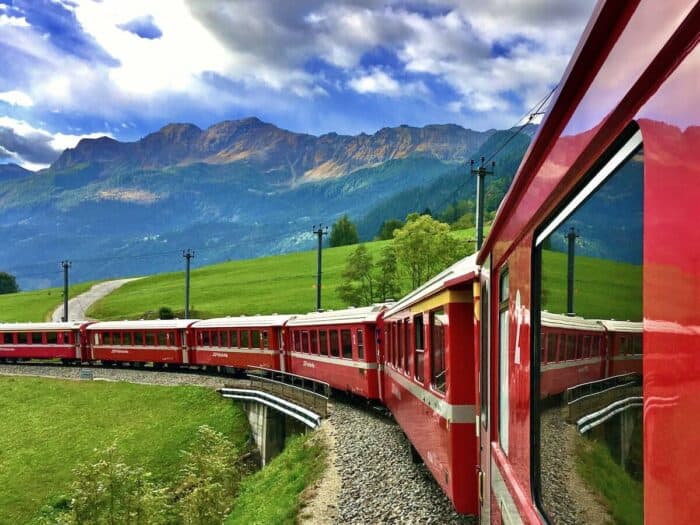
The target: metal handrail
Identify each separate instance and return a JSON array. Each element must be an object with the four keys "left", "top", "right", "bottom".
[
  {"left": 247, "top": 366, "right": 331, "bottom": 397},
  {"left": 565, "top": 372, "right": 640, "bottom": 403}
]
